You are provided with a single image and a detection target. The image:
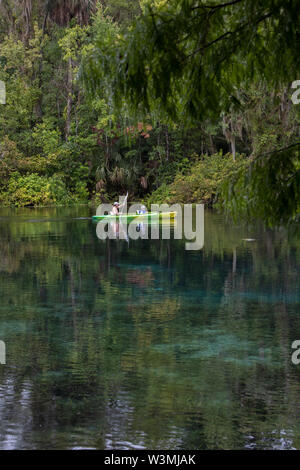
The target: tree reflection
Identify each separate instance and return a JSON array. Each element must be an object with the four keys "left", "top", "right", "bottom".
[{"left": 0, "top": 207, "right": 299, "bottom": 449}]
